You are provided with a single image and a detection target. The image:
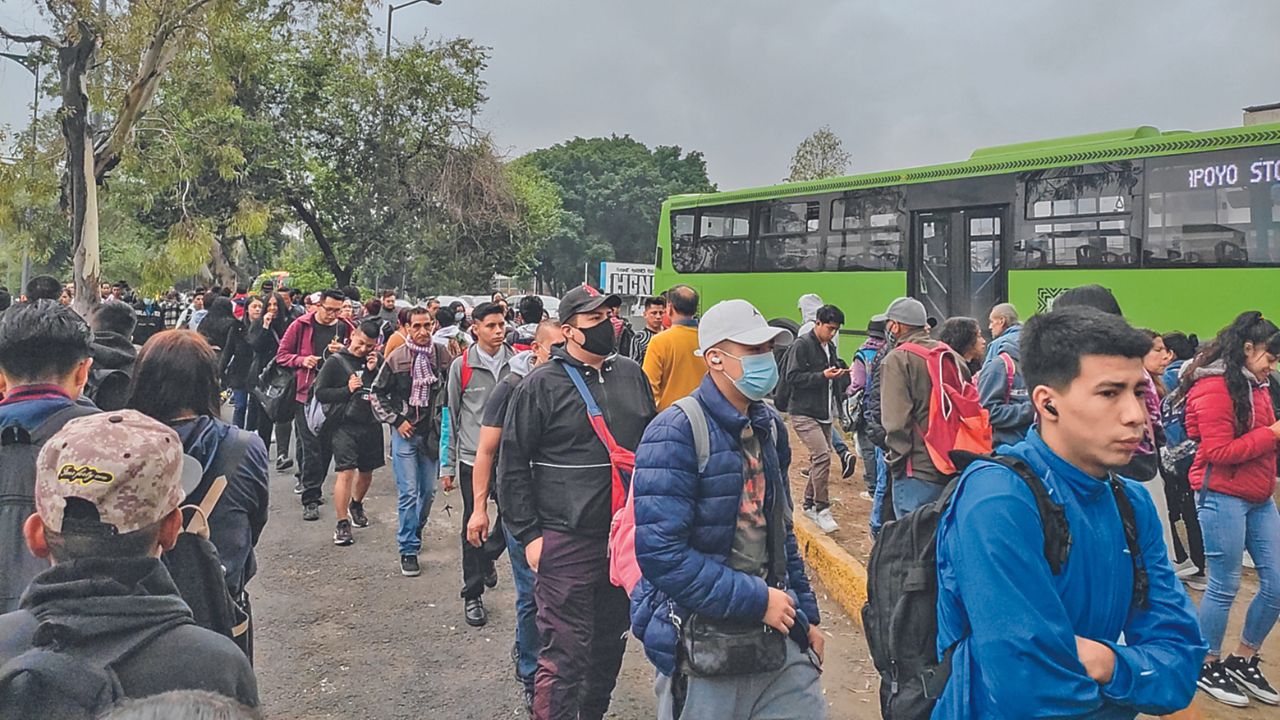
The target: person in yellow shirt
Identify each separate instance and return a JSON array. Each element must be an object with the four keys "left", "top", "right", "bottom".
[{"left": 642, "top": 284, "right": 707, "bottom": 410}]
